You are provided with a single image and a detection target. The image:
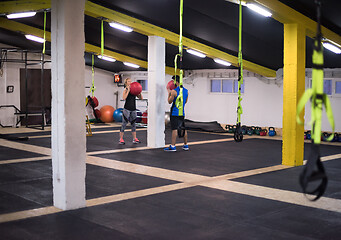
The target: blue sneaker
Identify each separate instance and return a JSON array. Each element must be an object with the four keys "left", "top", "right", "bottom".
[
  {"left": 182, "top": 145, "right": 189, "bottom": 151},
  {"left": 164, "top": 145, "right": 176, "bottom": 152}
]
